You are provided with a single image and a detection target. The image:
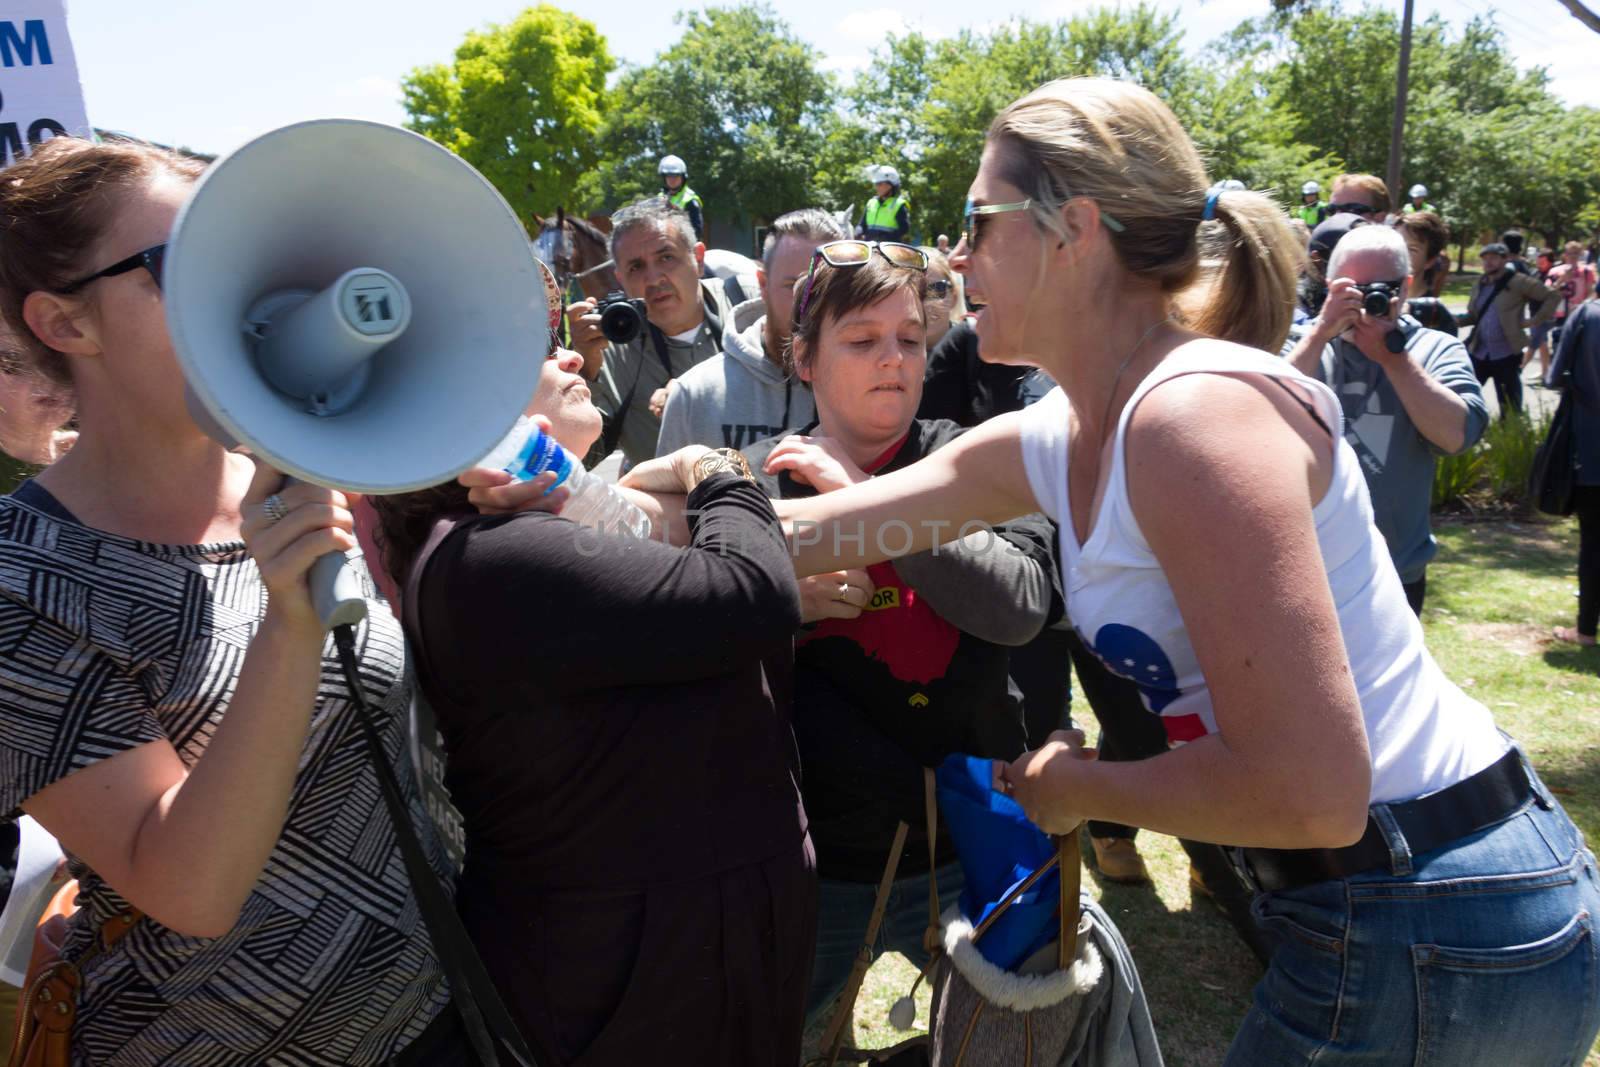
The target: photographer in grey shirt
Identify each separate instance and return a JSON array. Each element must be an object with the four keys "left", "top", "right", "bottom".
[
  {"left": 568, "top": 199, "right": 739, "bottom": 468},
  {"left": 1284, "top": 225, "right": 1488, "bottom": 613}
]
